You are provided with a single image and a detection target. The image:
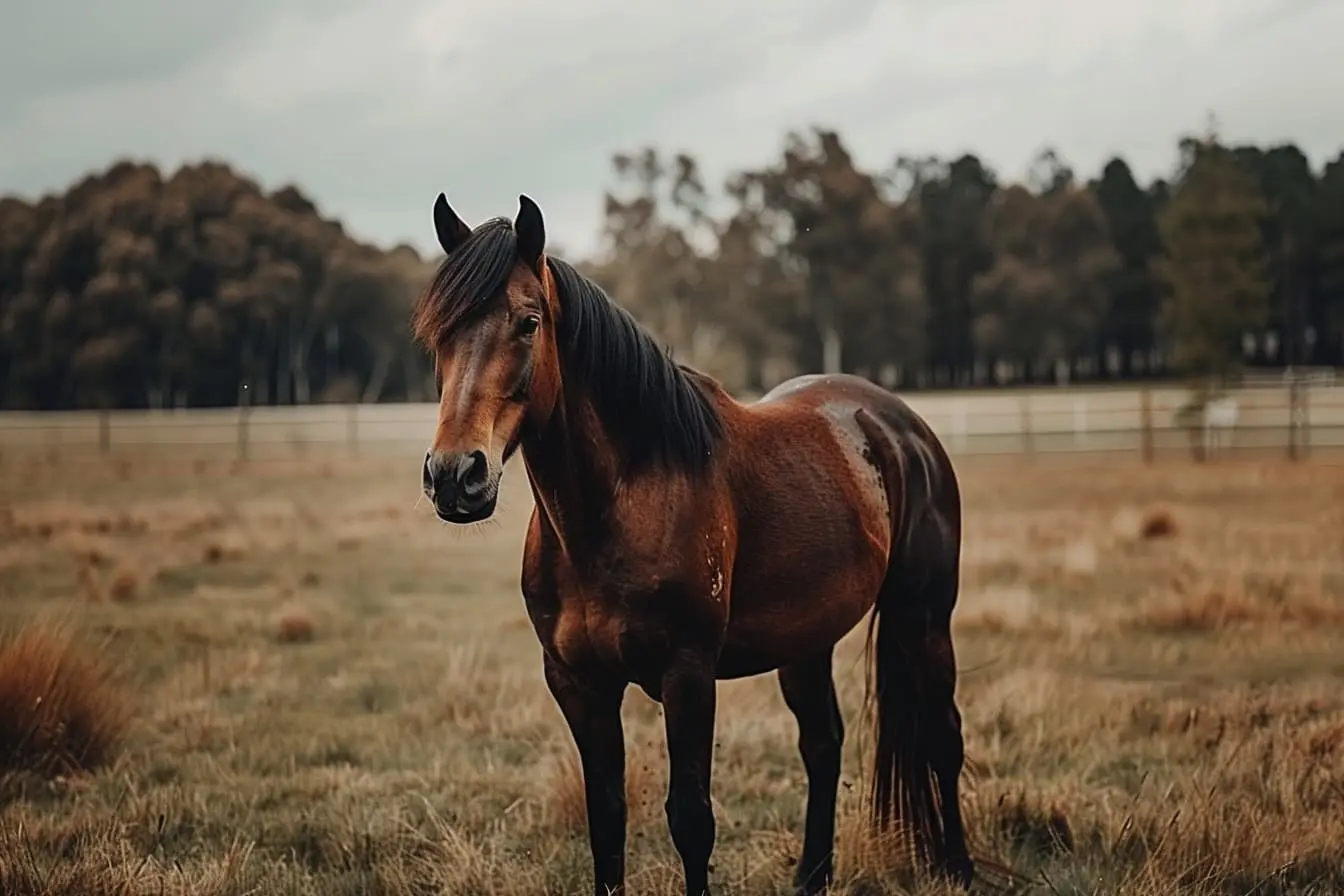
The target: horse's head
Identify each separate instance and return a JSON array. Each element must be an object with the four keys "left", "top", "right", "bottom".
[{"left": 412, "top": 193, "right": 562, "bottom": 523}]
